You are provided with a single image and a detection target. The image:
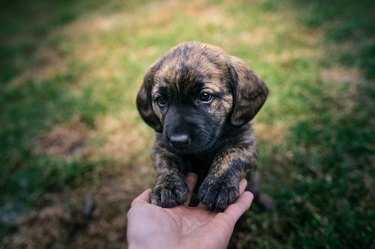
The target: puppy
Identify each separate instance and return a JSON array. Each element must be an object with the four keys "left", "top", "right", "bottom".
[{"left": 136, "top": 41, "right": 271, "bottom": 210}]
